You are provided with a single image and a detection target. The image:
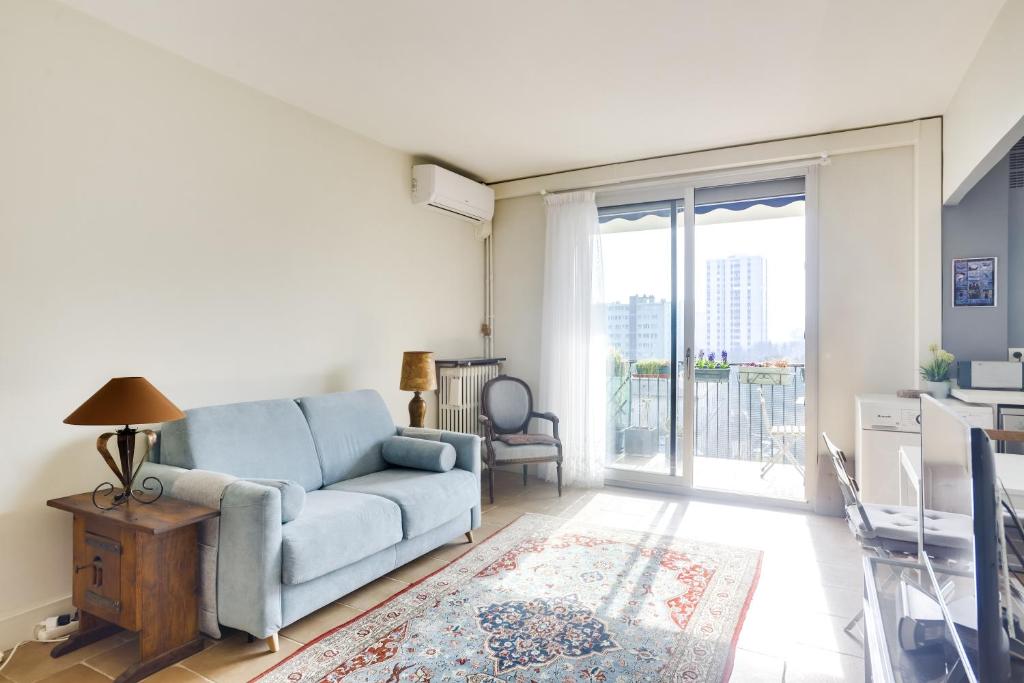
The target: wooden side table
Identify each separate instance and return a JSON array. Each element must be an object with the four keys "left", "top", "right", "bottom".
[{"left": 47, "top": 493, "right": 219, "bottom": 683}]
